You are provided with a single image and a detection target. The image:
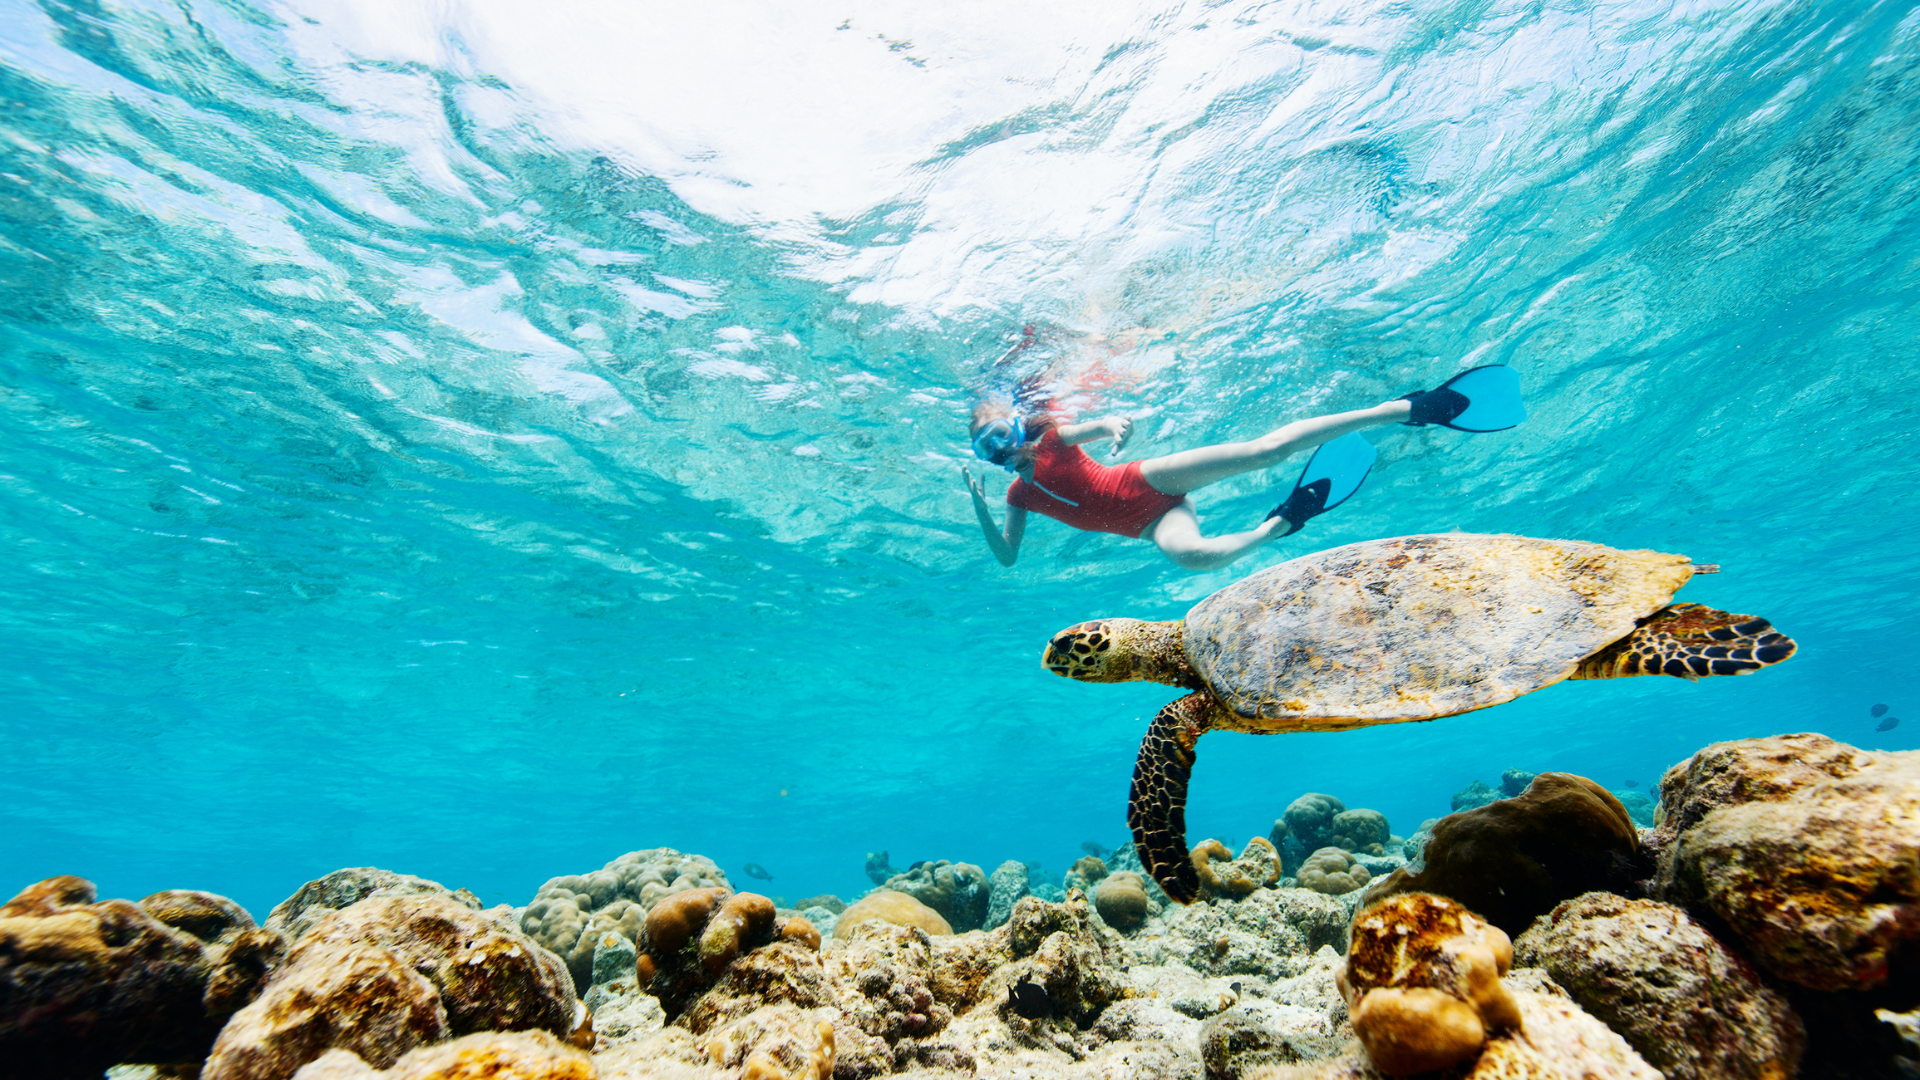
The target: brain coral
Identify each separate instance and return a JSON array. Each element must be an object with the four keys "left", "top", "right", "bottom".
[
  {"left": 881, "top": 860, "right": 990, "bottom": 932},
  {"left": 1341, "top": 892, "right": 1520, "bottom": 1075},
  {"left": 1092, "top": 872, "right": 1150, "bottom": 930},
  {"left": 519, "top": 848, "right": 729, "bottom": 992},
  {"left": 1365, "top": 773, "right": 1643, "bottom": 937},
  {"left": 833, "top": 890, "right": 953, "bottom": 941},
  {"left": 1191, "top": 837, "right": 1281, "bottom": 898},
  {"left": 1329, "top": 809, "right": 1391, "bottom": 855},
  {"left": 1282, "top": 793, "right": 1346, "bottom": 851},
  {"left": 1296, "top": 848, "right": 1370, "bottom": 895}
]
